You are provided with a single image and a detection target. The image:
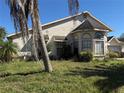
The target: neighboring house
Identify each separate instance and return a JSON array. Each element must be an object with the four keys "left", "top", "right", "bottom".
[
  {"left": 107, "top": 36, "right": 124, "bottom": 53},
  {"left": 8, "top": 11, "right": 118, "bottom": 59}
]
